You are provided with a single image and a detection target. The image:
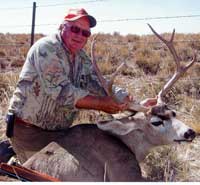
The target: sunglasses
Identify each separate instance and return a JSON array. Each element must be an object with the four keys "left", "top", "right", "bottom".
[{"left": 67, "top": 25, "right": 91, "bottom": 38}]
